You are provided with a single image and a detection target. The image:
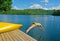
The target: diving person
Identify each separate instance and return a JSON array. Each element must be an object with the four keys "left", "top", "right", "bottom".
[{"left": 26, "top": 22, "right": 43, "bottom": 33}]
